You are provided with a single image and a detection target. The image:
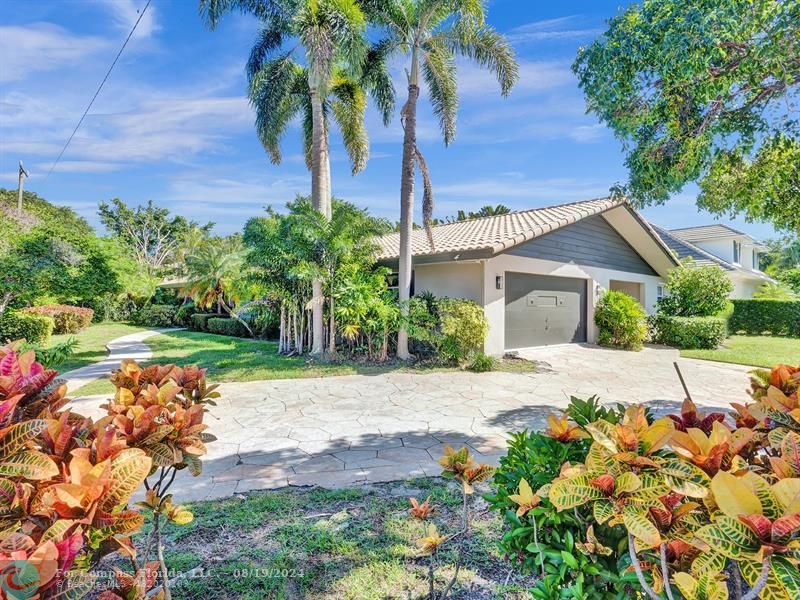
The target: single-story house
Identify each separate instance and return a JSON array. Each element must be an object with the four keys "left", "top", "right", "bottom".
[
  {"left": 377, "top": 197, "right": 679, "bottom": 356},
  {"left": 653, "top": 224, "right": 772, "bottom": 298}
]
